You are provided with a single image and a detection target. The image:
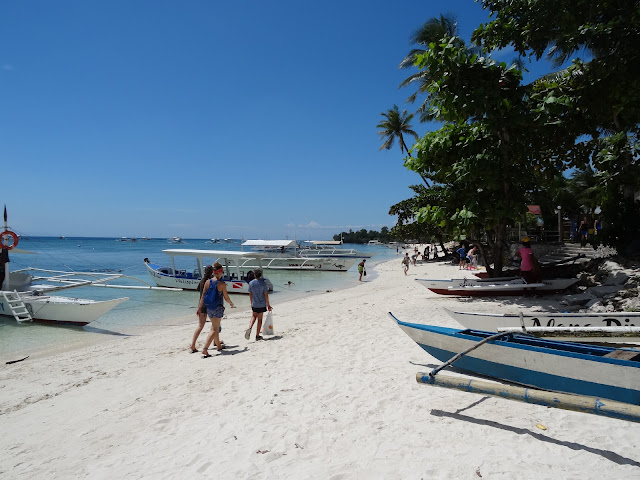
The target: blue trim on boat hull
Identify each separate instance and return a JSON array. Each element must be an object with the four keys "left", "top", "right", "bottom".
[{"left": 417, "top": 343, "right": 640, "bottom": 405}]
